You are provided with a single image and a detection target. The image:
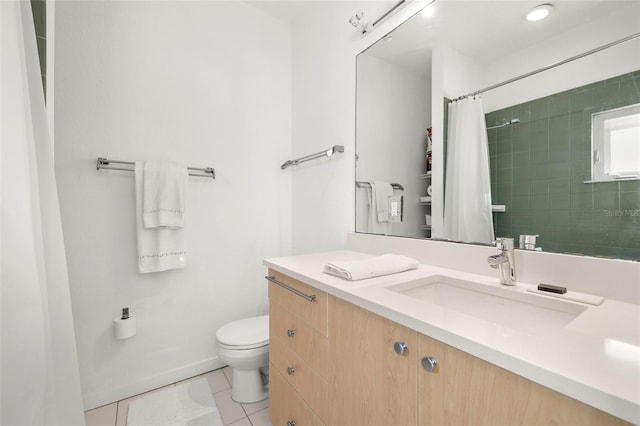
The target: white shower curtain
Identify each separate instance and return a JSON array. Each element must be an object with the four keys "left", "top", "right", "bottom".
[
  {"left": 443, "top": 97, "right": 495, "bottom": 244},
  {"left": 1, "top": 1, "right": 85, "bottom": 424}
]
